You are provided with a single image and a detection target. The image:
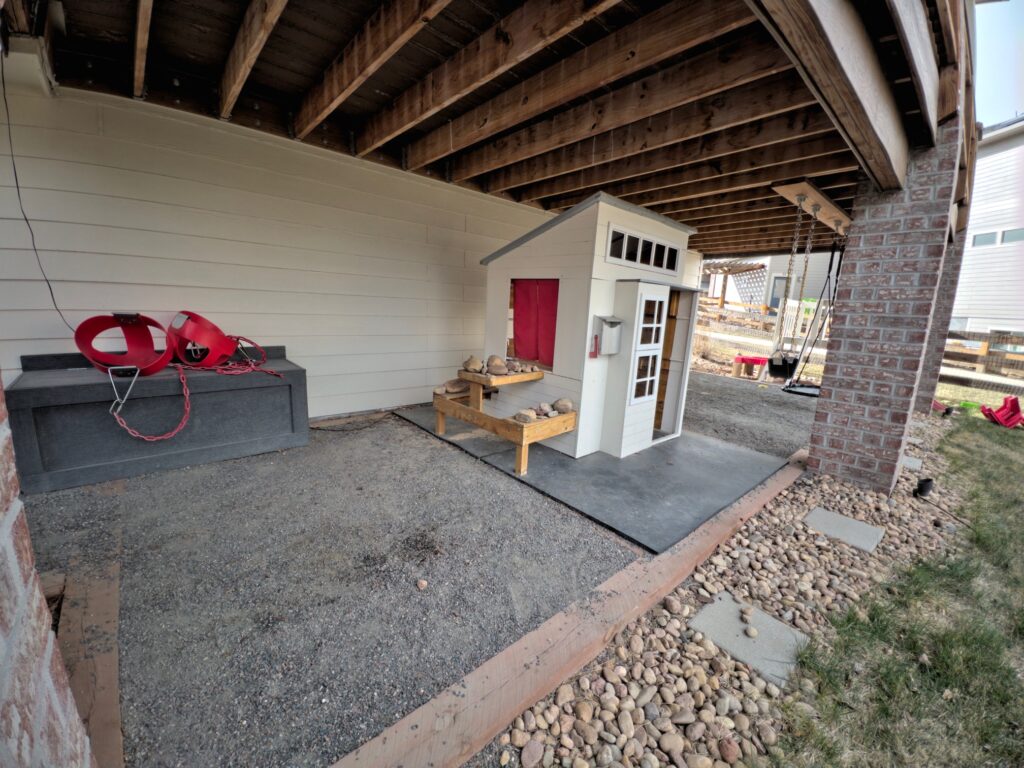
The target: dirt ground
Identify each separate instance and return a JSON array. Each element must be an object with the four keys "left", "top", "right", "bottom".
[
  {"left": 24, "top": 415, "right": 639, "bottom": 768},
  {"left": 683, "top": 371, "right": 817, "bottom": 458}
]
